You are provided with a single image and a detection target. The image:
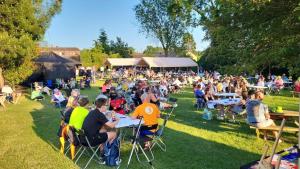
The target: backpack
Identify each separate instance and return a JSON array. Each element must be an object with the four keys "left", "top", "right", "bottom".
[
  {"left": 202, "top": 108, "right": 213, "bottom": 120},
  {"left": 104, "top": 138, "right": 120, "bottom": 166}
]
